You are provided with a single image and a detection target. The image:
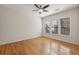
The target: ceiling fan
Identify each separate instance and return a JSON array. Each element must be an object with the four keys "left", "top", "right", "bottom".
[{"left": 32, "top": 4, "right": 49, "bottom": 14}]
